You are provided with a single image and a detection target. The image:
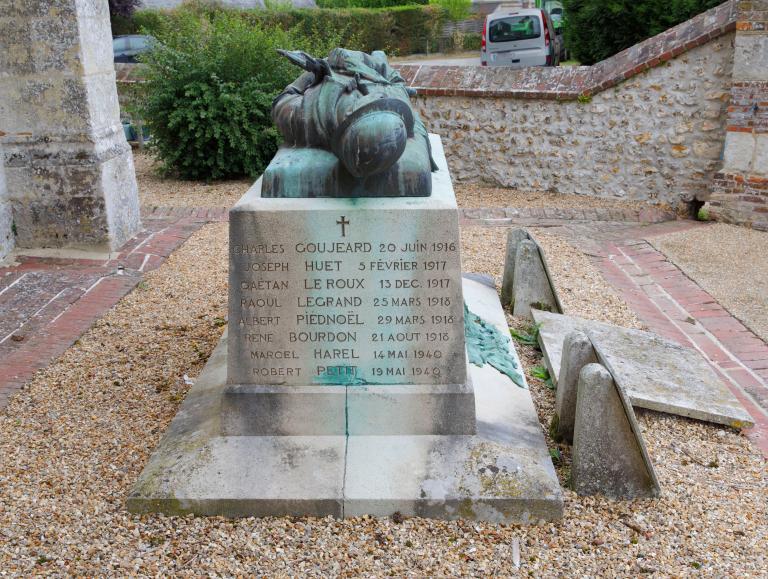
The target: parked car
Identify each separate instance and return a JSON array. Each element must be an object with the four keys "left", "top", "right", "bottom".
[
  {"left": 113, "top": 35, "right": 155, "bottom": 64},
  {"left": 480, "top": 8, "right": 561, "bottom": 68},
  {"left": 542, "top": 0, "right": 568, "bottom": 60}
]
